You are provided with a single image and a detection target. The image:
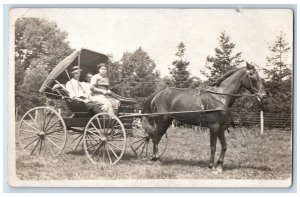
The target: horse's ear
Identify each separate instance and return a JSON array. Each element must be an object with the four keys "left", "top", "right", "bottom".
[
  {"left": 246, "top": 62, "right": 252, "bottom": 69},
  {"left": 246, "top": 62, "right": 255, "bottom": 71}
]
